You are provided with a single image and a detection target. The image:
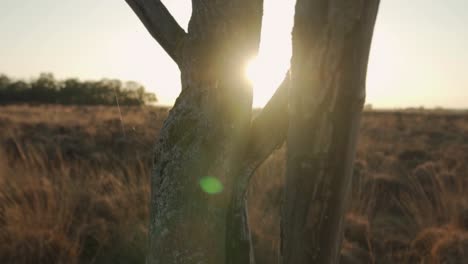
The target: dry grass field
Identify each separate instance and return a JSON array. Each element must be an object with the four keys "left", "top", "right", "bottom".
[{"left": 1, "top": 105, "right": 468, "bottom": 263}]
